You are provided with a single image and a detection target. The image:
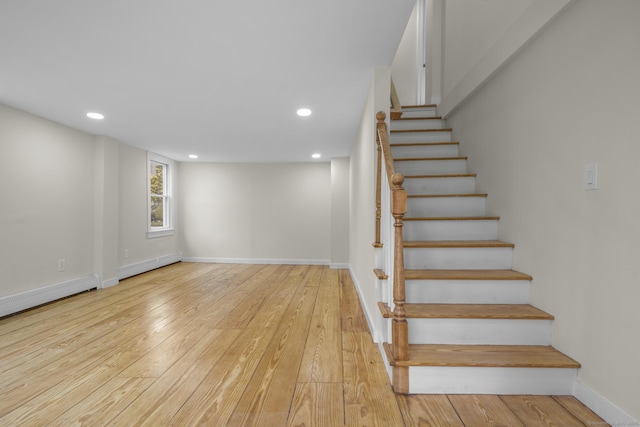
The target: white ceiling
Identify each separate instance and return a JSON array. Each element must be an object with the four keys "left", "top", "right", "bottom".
[{"left": 0, "top": 0, "right": 415, "bottom": 162}]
